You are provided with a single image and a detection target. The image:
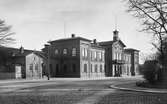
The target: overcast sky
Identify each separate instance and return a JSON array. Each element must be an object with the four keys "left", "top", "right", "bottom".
[{"left": 0, "top": 0, "right": 155, "bottom": 63}]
